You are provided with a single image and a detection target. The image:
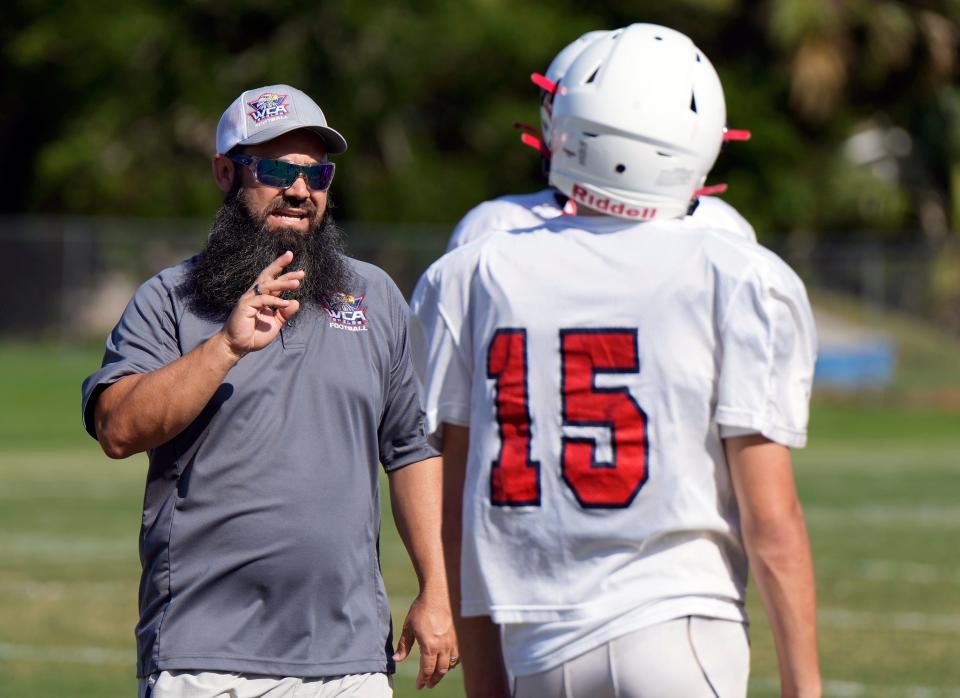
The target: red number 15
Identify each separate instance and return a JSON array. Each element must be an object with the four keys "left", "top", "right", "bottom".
[{"left": 487, "top": 328, "right": 649, "bottom": 509}]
